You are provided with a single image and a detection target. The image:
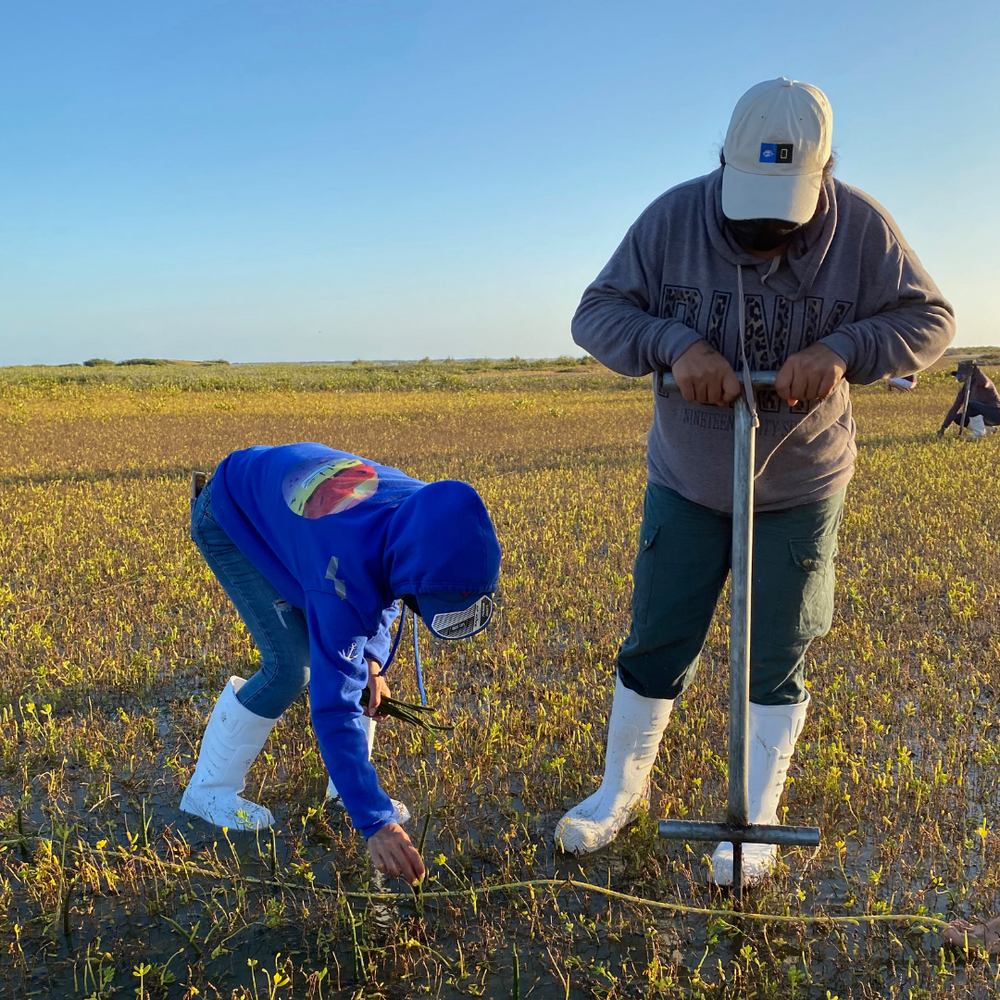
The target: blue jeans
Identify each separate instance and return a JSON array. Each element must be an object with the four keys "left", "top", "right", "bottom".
[
  {"left": 963, "top": 401, "right": 1000, "bottom": 426},
  {"left": 191, "top": 480, "right": 311, "bottom": 720},
  {"left": 618, "top": 483, "right": 845, "bottom": 706}
]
